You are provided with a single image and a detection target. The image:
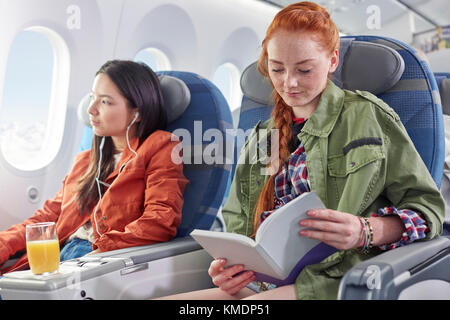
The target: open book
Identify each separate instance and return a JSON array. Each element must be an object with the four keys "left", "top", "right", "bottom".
[{"left": 190, "top": 192, "right": 338, "bottom": 286}]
